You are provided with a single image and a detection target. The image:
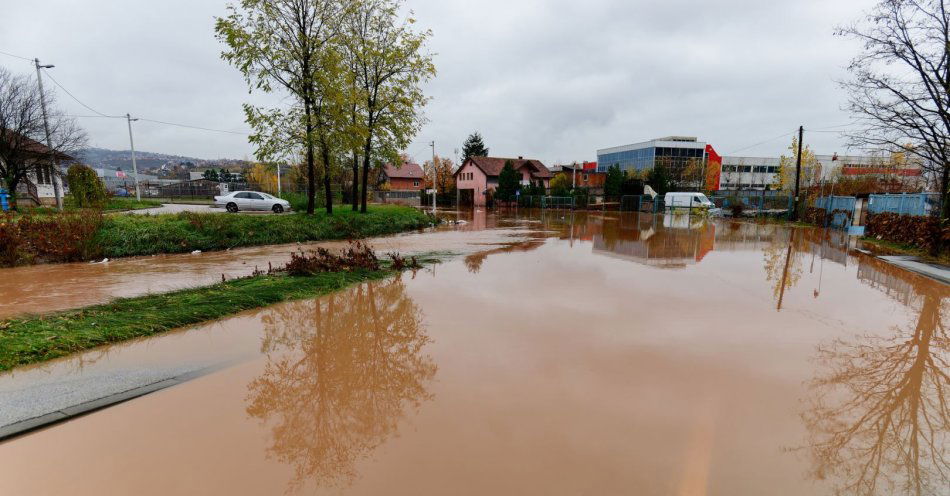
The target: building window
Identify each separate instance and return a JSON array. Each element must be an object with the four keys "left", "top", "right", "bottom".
[{"left": 413, "top": 180, "right": 420, "bottom": 187}]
